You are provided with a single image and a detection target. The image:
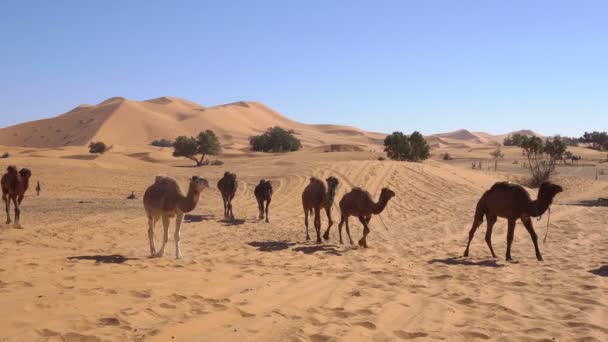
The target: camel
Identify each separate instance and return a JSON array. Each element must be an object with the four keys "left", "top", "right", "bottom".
[
  {"left": 143, "top": 175, "right": 209, "bottom": 259},
  {"left": 1, "top": 166, "right": 32, "bottom": 227},
  {"left": 301, "top": 176, "right": 339, "bottom": 243},
  {"left": 326, "top": 187, "right": 395, "bottom": 247},
  {"left": 217, "top": 172, "right": 238, "bottom": 219},
  {"left": 254, "top": 179, "right": 273, "bottom": 222},
  {"left": 464, "top": 181, "right": 563, "bottom": 261}
]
